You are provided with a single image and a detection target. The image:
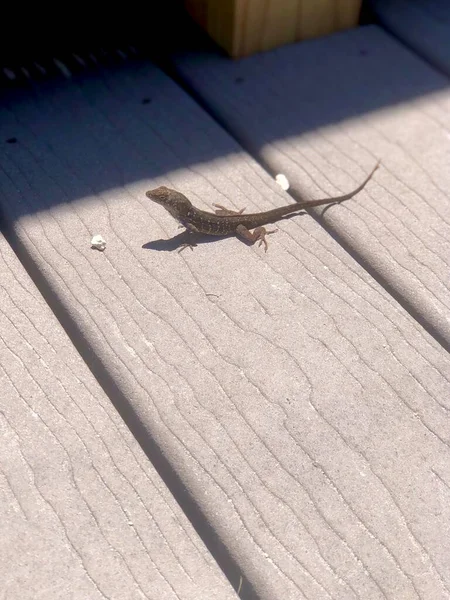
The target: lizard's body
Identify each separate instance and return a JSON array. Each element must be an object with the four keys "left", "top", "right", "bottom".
[{"left": 146, "top": 162, "right": 379, "bottom": 251}]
